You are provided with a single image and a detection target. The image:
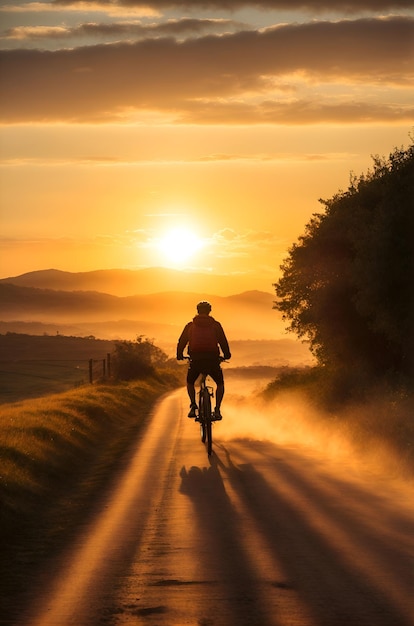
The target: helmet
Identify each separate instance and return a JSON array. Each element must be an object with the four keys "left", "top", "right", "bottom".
[{"left": 197, "top": 300, "right": 212, "bottom": 314}]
